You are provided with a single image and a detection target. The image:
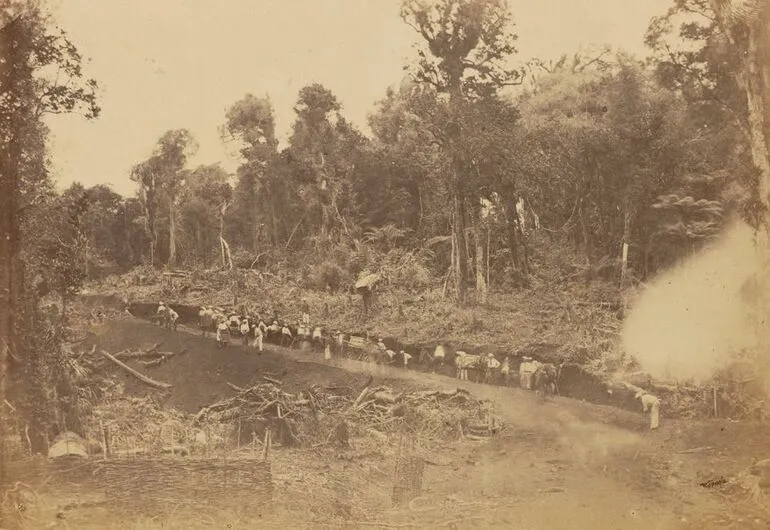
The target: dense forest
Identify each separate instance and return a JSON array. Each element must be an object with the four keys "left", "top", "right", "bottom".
[
  {"left": 2, "top": 0, "right": 770, "bottom": 459},
  {"left": 15, "top": 2, "right": 763, "bottom": 297}
]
